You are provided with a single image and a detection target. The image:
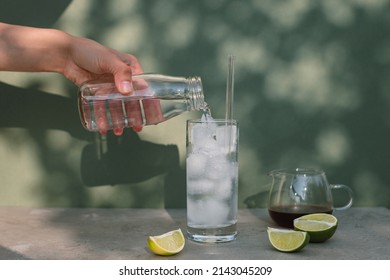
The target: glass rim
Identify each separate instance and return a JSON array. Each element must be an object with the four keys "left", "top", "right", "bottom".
[
  {"left": 187, "top": 118, "right": 238, "bottom": 125},
  {"left": 268, "top": 167, "right": 325, "bottom": 176}
]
